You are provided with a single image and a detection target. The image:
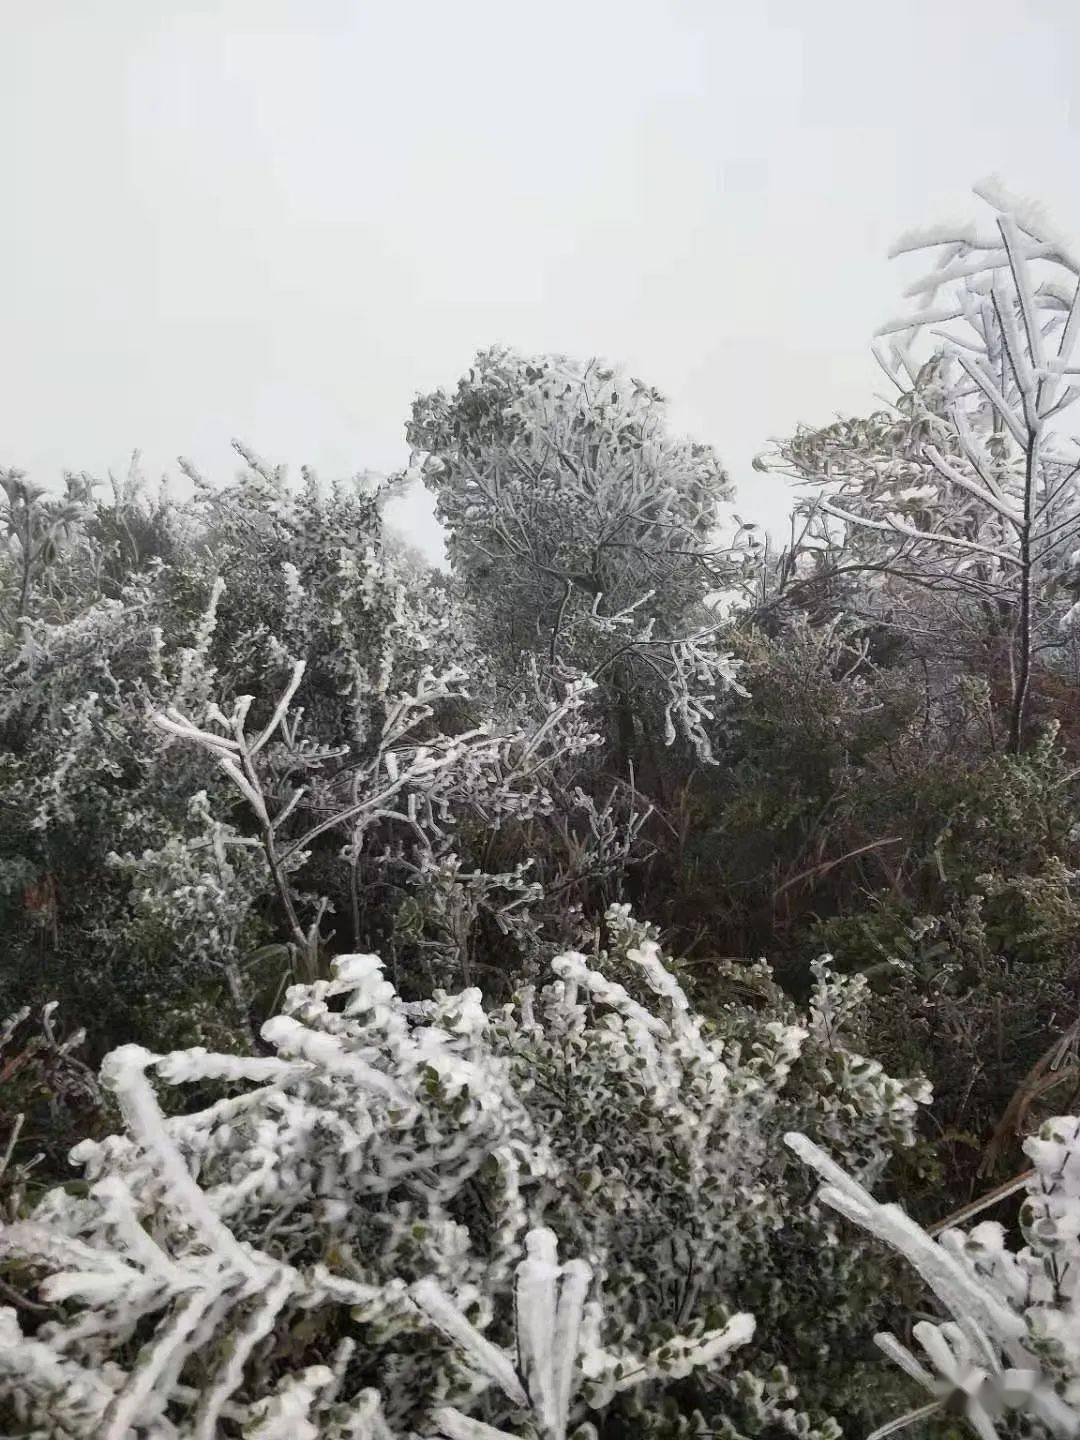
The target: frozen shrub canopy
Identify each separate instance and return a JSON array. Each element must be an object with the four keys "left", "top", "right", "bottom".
[{"left": 0, "top": 914, "right": 925, "bottom": 1438}]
